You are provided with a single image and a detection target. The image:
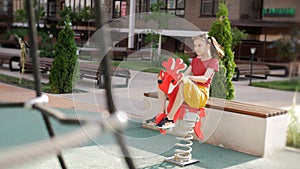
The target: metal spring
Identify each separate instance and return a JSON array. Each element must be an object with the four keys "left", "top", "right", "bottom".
[{"left": 173, "top": 120, "right": 196, "bottom": 162}]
